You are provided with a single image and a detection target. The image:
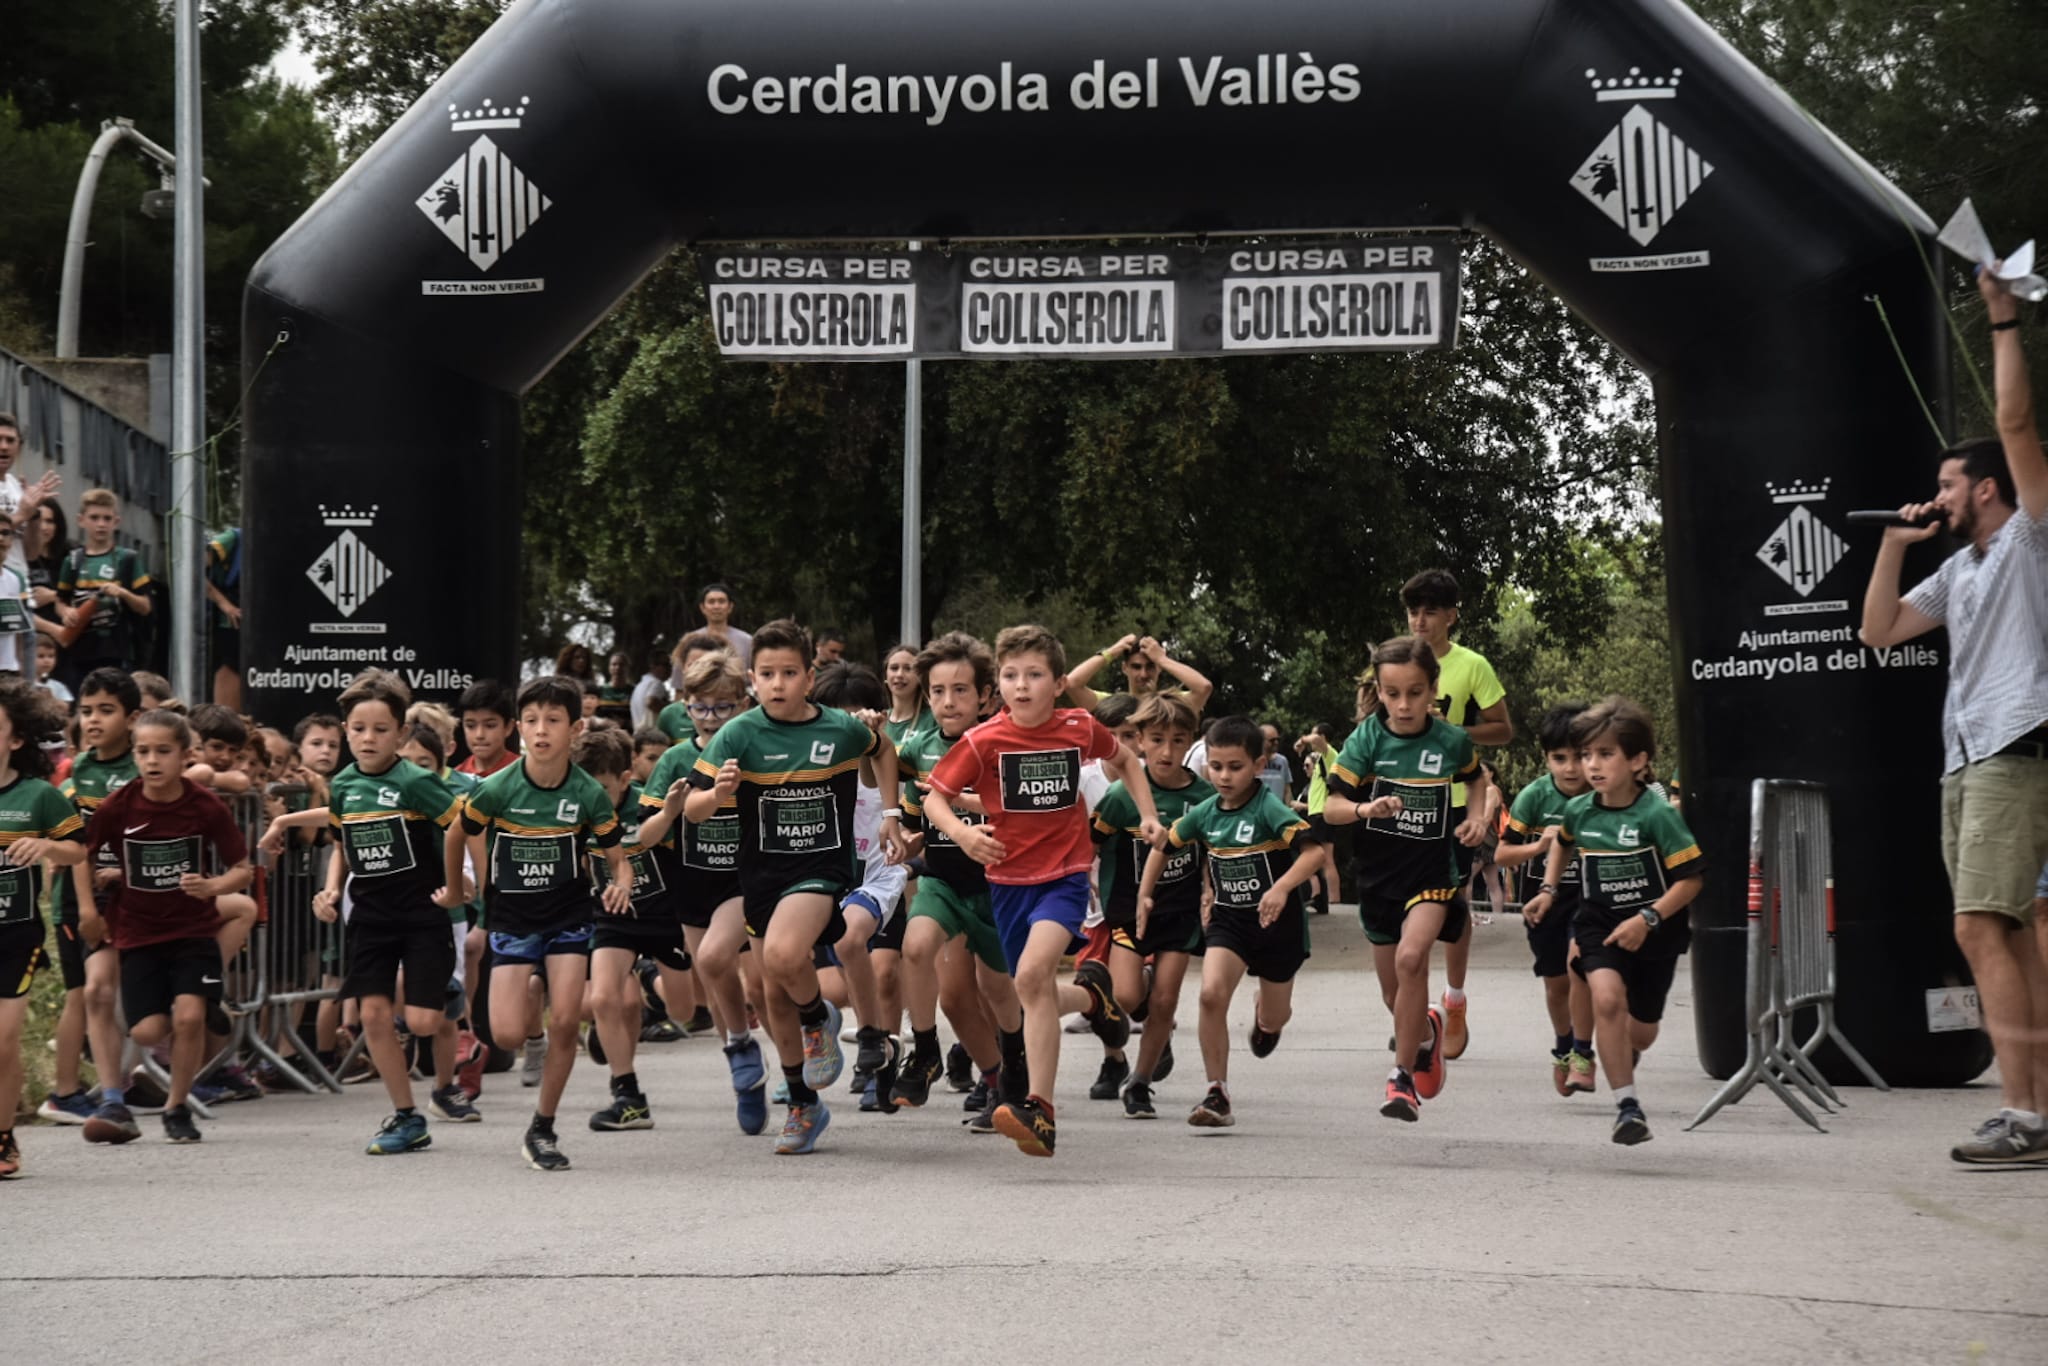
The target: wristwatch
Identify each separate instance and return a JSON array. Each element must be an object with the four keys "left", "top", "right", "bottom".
[
  {"left": 1639, "top": 907, "right": 1662, "bottom": 930},
  {"left": 1539, "top": 883, "right": 1559, "bottom": 898}
]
